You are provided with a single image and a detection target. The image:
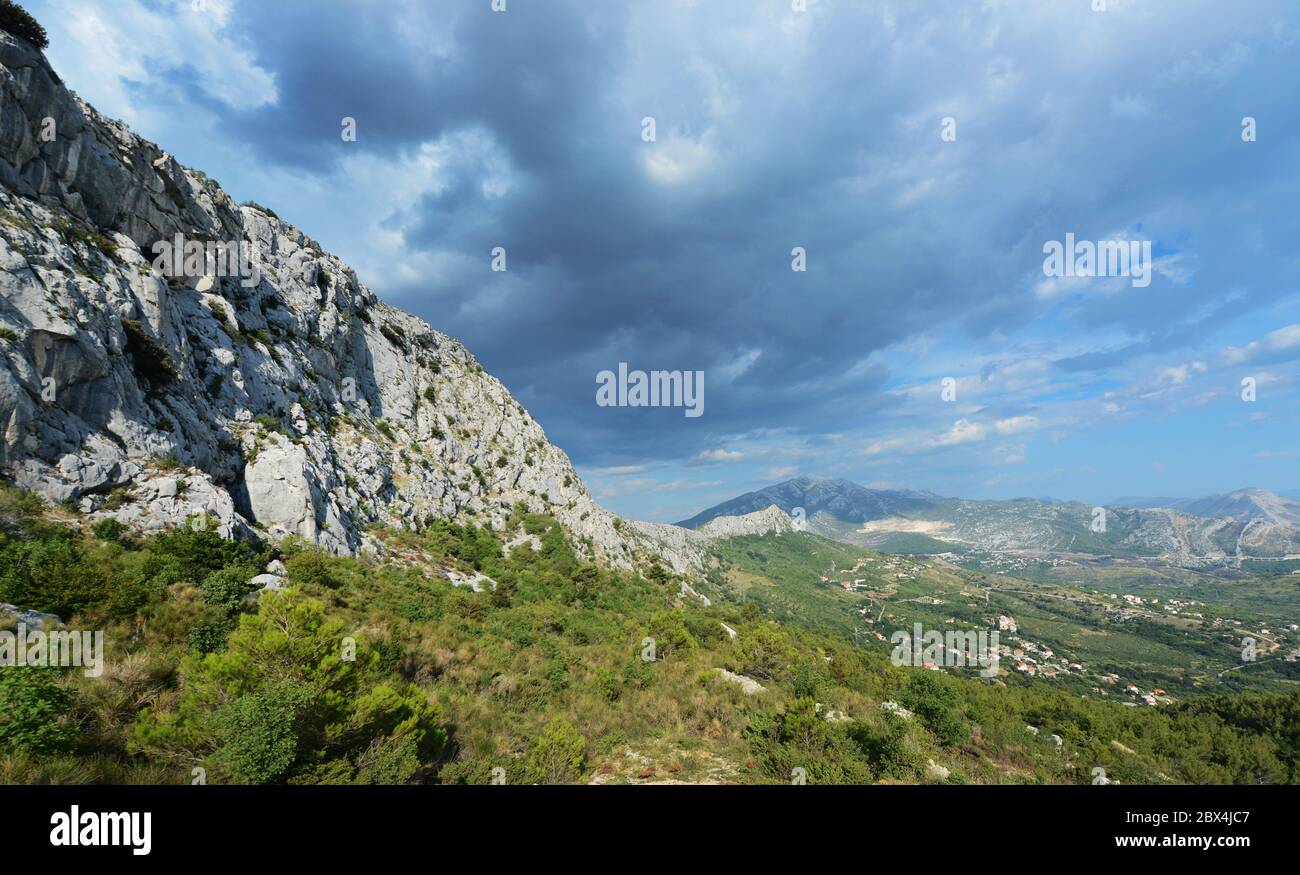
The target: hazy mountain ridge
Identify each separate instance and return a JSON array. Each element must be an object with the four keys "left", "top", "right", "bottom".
[
  {"left": 683, "top": 478, "right": 1300, "bottom": 562},
  {"left": 1114, "top": 488, "right": 1300, "bottom": 525}
]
